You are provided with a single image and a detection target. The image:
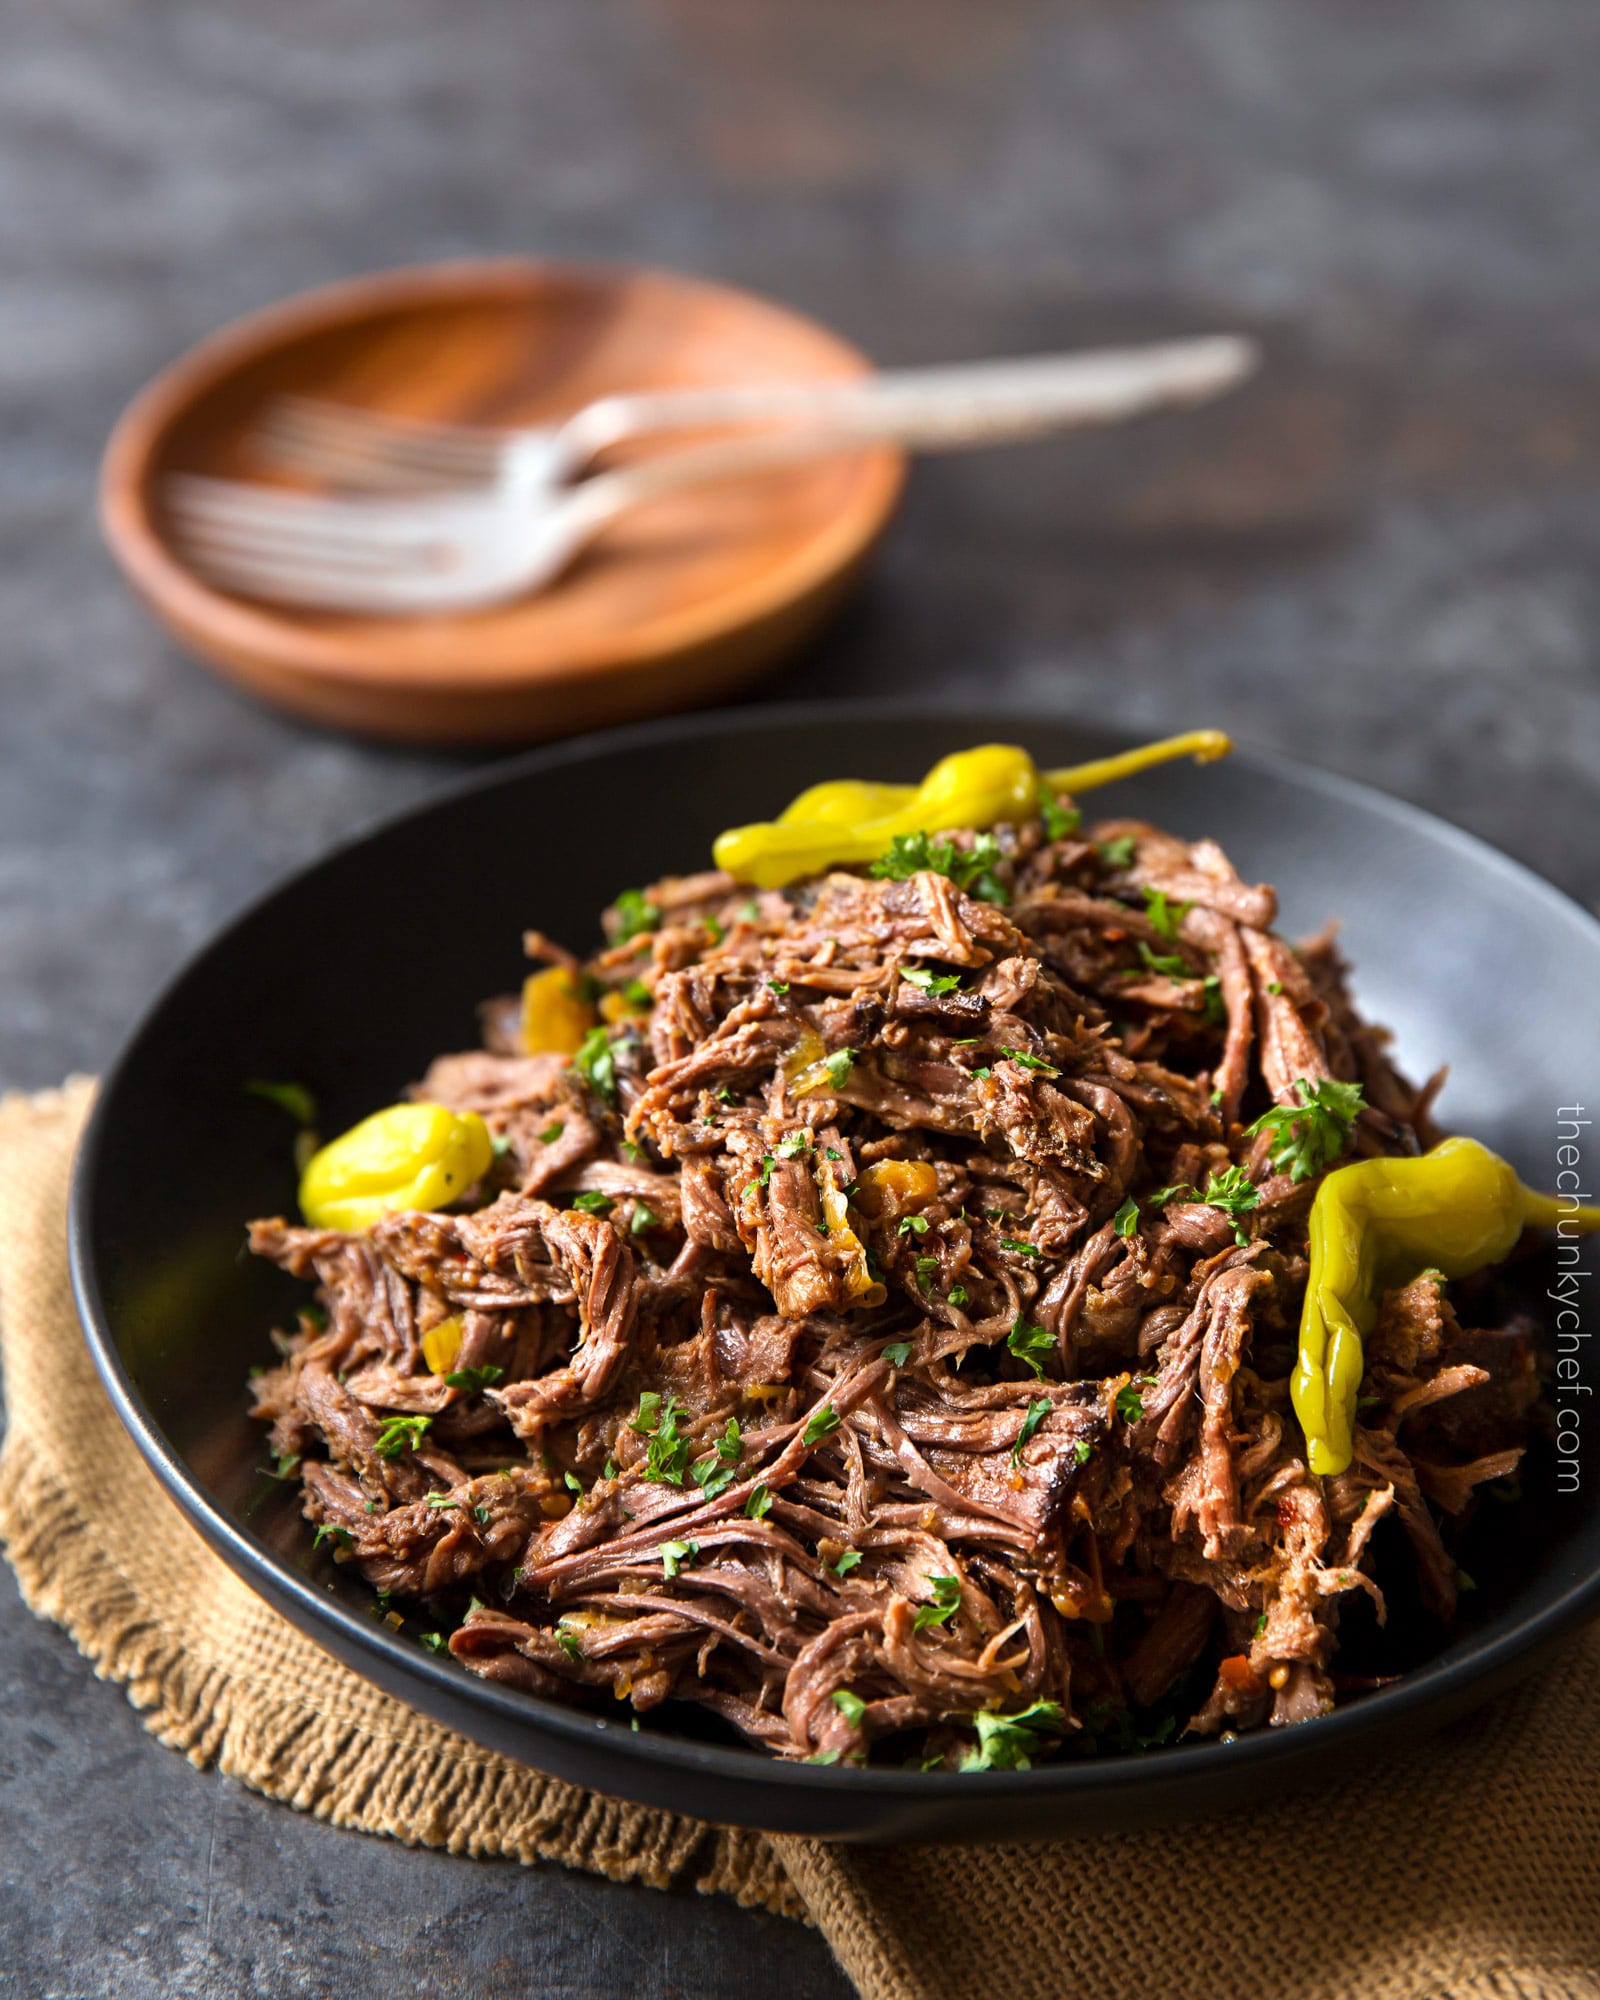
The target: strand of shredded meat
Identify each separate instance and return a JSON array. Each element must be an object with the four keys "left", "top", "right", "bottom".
[{"left": 247, "top": 804, "right": 1541, "bottom": 1767}]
